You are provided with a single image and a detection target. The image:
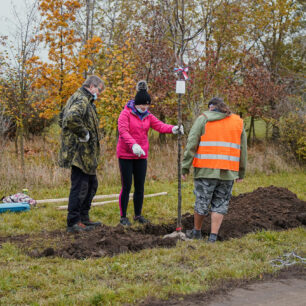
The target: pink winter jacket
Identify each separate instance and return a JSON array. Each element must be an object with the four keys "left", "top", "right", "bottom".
[{"left": 117, "top": 101, "right": 174, "bottom": 159}]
